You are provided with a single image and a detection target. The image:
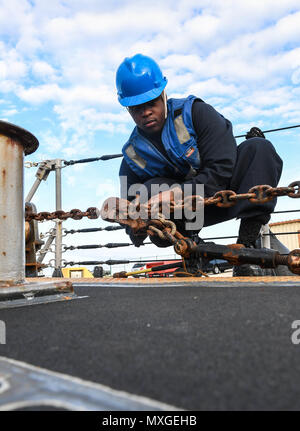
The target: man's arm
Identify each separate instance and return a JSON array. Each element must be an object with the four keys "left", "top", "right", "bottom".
[
  {"left": 119, "top": 158, "right": 147, "bottom": 246},
  {"left": 183, "top": 100, "right": 237, "bottom": 197},
  {"left": 119, "top": 158, "right": 142, "bottom": 201}
]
